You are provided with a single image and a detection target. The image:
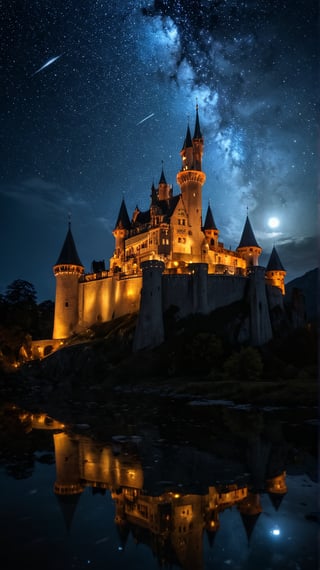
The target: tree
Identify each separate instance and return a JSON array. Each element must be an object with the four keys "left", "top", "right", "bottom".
[
  {"left": 4, "top": 279, "right": 38, "bottom": 333},
  {"left": 223, "top": 346, "right": 263, "bottom": 381},
  {"left": 37, "top": 300, "right": 54, "bottom": 339},
  {"left": 5, "top": 279, "right": 37, "bottom": 305}
]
